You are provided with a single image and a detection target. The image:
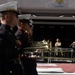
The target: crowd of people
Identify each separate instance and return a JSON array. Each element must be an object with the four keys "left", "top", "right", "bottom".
[{"left": 41, "top": 38, "right": 75, "bottom": 57}]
